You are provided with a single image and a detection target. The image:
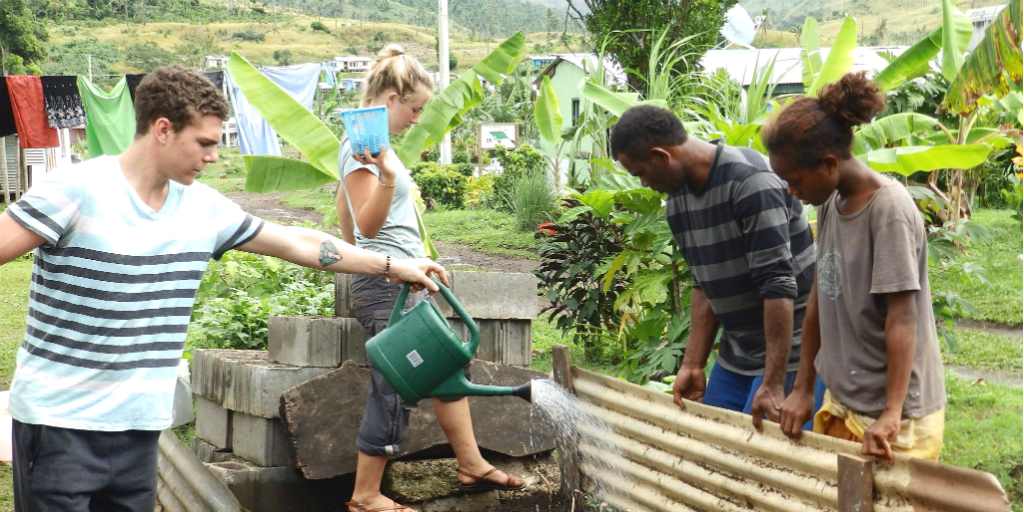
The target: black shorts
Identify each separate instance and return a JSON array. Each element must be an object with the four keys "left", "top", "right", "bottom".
[{"left": 12, "top": 419, "right": 160, "bottom": 512}]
